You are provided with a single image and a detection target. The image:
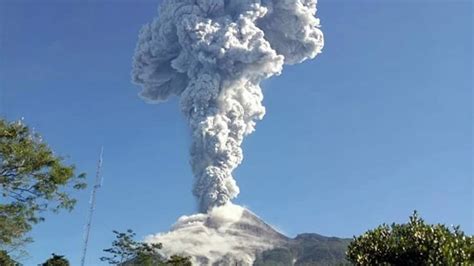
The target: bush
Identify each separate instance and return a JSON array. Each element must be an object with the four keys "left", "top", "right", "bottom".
[
  {"left": 0, "top": 250, "right": 20, "bottom": 266},
  {"left": 347, "top": 211, "right": 473, "bottom": 265},
  {"left": 41, "top": 253, "right": 69, "bottom": 266}
]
